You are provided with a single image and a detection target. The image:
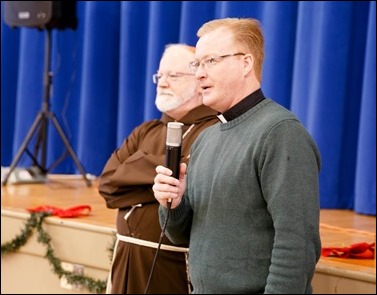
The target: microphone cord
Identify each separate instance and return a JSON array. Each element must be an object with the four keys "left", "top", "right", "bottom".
[{"left": 144, "top": 202, "right": 172, "bottom": 294}]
